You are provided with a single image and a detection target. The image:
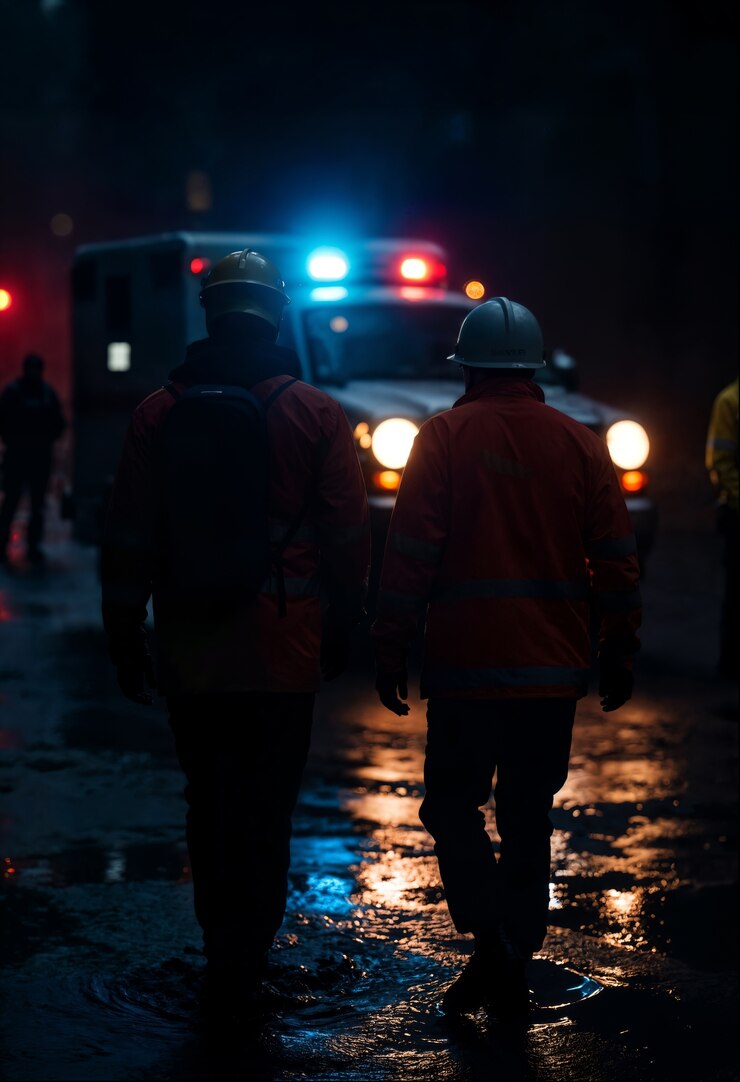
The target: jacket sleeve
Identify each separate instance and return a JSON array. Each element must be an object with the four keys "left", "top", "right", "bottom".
[
  {"left": 370, "top": 419, "right": 449, "bottom": 673},
  {"left": 101, "top": 410, "right": 157, "bottom": 665},
  {"left": 585, "top": 444, "right": 642, "bottom": 661},
  {"left": 315, "top": 403, "right": 371, "bottom": 628},
  {"left": 706, "top": 388, "right": 739, "bottom": 512}
]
